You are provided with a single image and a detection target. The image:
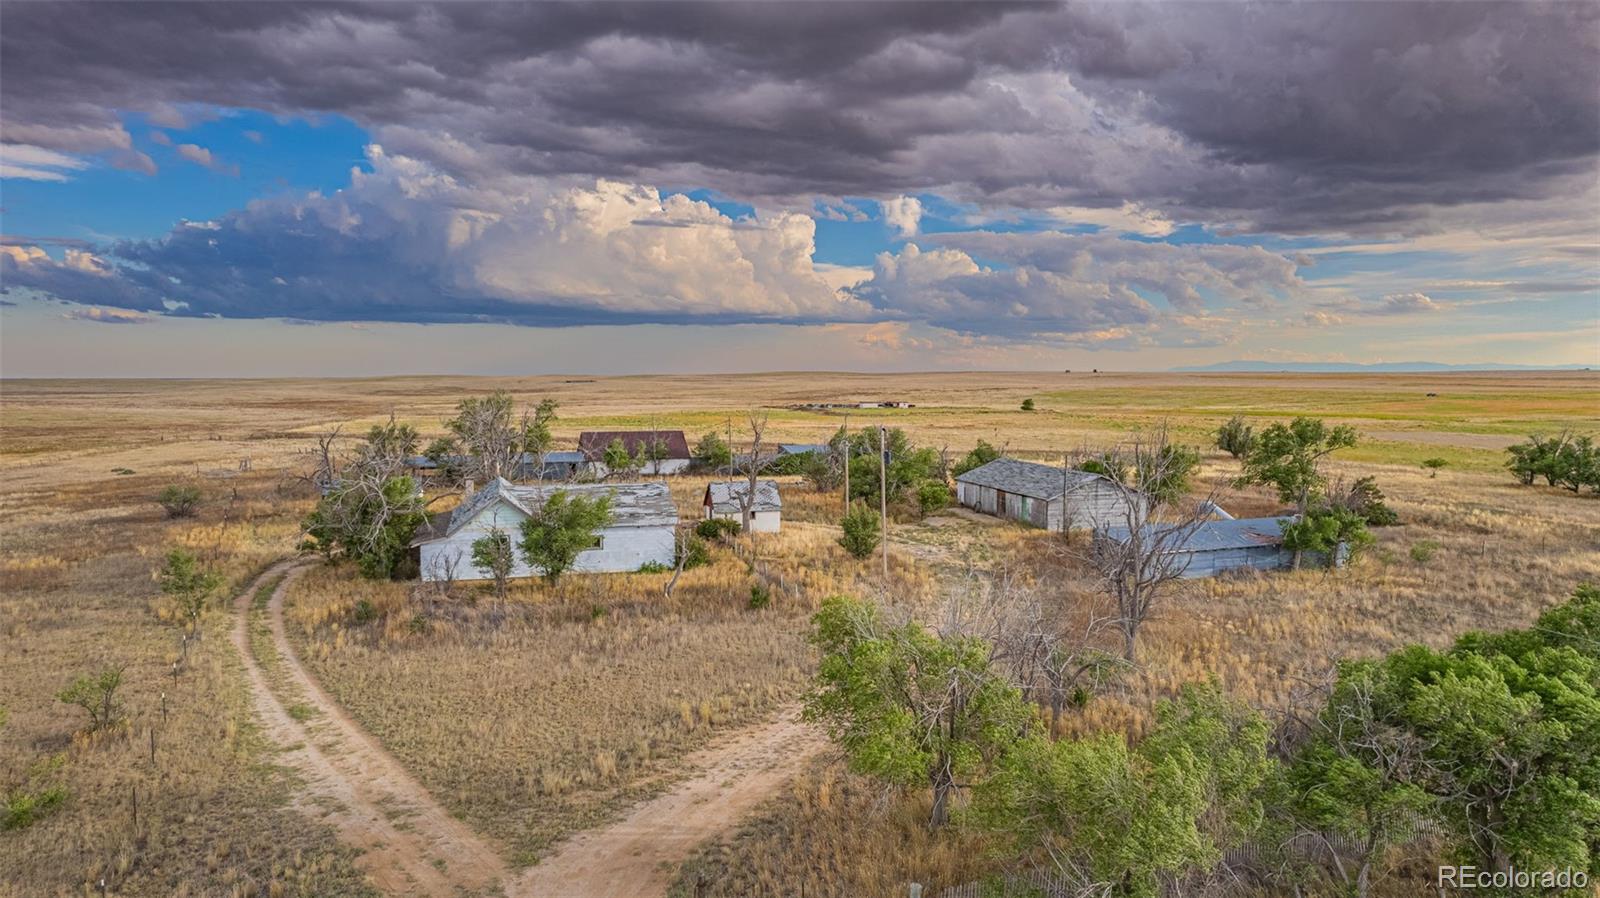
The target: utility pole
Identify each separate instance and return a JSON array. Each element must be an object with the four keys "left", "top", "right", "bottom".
[
  {"left": 842, "top": 412, "right": 850, "bottom": 514},
  {"left": 725, "top": 416, "right": 733, "bottom": 478},
  {"left": 879, "top": 424, "right": 889, "bottom": 580}
]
